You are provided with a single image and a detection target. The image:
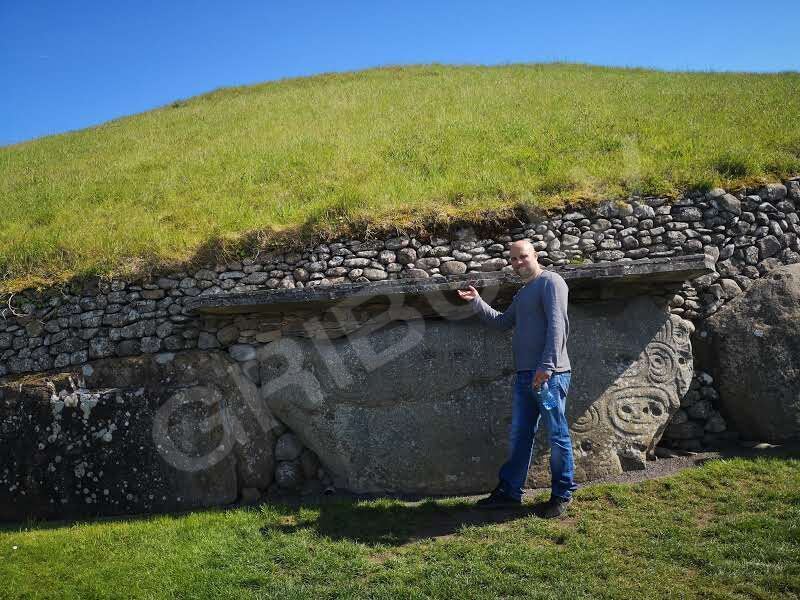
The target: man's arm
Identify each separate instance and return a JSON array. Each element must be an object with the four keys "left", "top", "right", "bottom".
[
  {"left": 470, "top": 293, "right": 517, "bottom": 331},
  {"left": 537, "top": 275, "right": 569, "bottom": 375}
]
